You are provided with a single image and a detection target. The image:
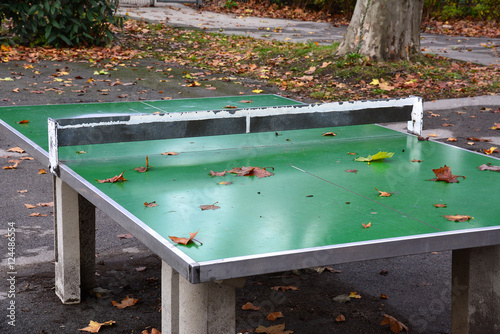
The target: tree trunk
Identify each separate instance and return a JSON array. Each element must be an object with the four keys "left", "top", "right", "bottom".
[{"left": 336, "top": 0, "right": 425, "bottom": 61}]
